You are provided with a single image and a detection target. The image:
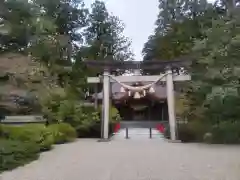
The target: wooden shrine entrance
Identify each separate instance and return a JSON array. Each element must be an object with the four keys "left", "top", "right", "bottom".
[
  {"left": 113, "top": 93, "right": 169, "bottom": 121},
  {"left": 85, "top": 60, "right": 191, "bottom": 141}
]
